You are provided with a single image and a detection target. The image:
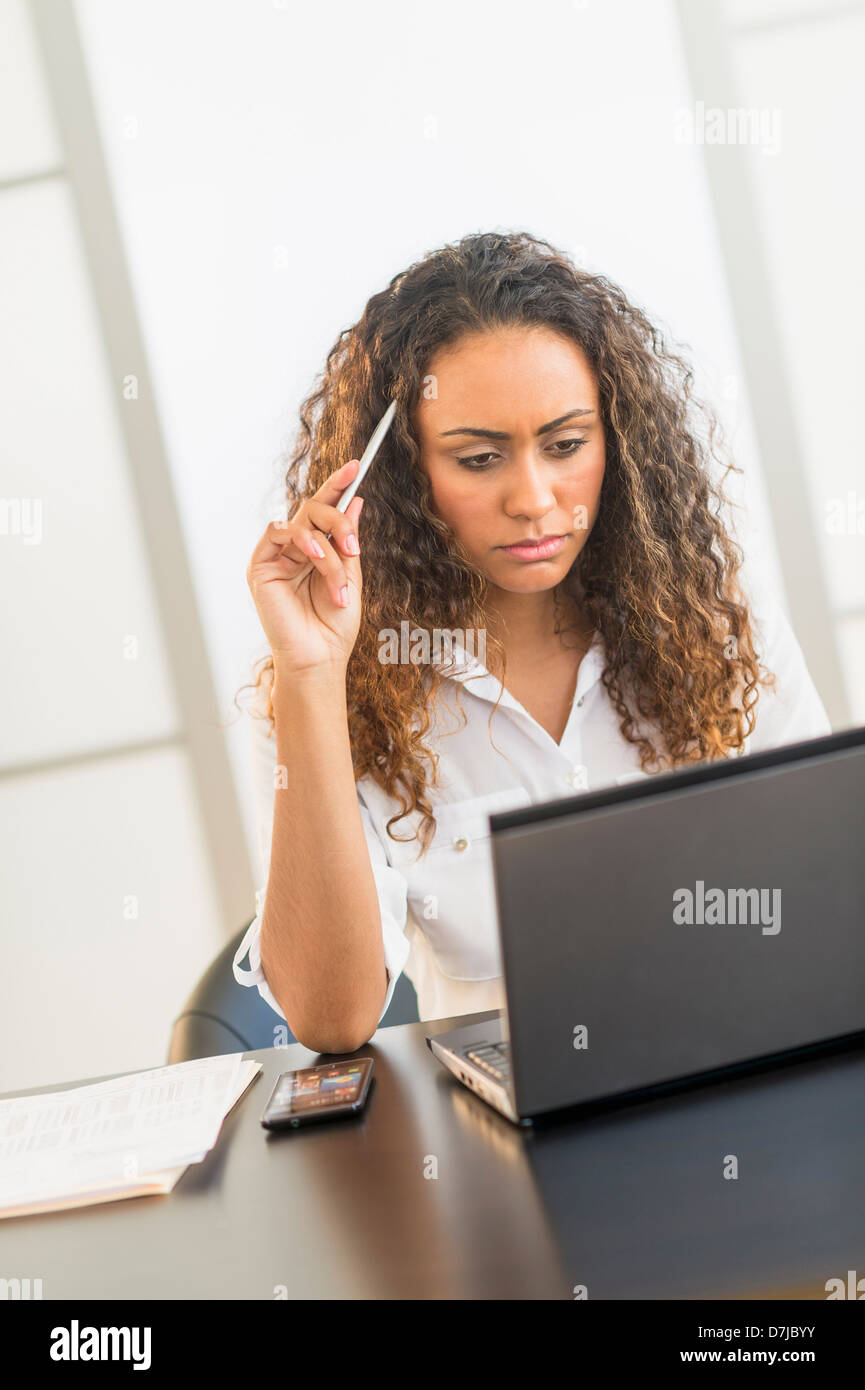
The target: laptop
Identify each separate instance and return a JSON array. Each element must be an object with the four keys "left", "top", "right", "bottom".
[{"left": 426, "top": 725, "right": 865, "bottom": 1125}]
